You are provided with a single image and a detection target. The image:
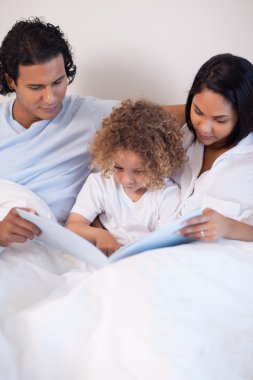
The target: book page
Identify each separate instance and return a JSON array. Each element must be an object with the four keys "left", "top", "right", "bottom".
[
  {"left": 109, "top": 209, "right": 201, "bottom": 264},
  {"left": 17, "top": 209, "right": 108, "bottom": 269},
  {"left": 17, "top": 208, "right": 200, "bottom": 270}
]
